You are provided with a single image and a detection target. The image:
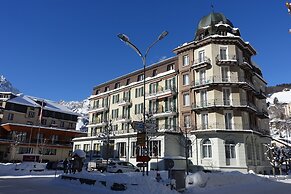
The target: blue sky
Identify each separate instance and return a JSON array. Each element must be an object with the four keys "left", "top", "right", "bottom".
[{"left": 0, "top": 0, "right": 290, "bottom": 101}]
